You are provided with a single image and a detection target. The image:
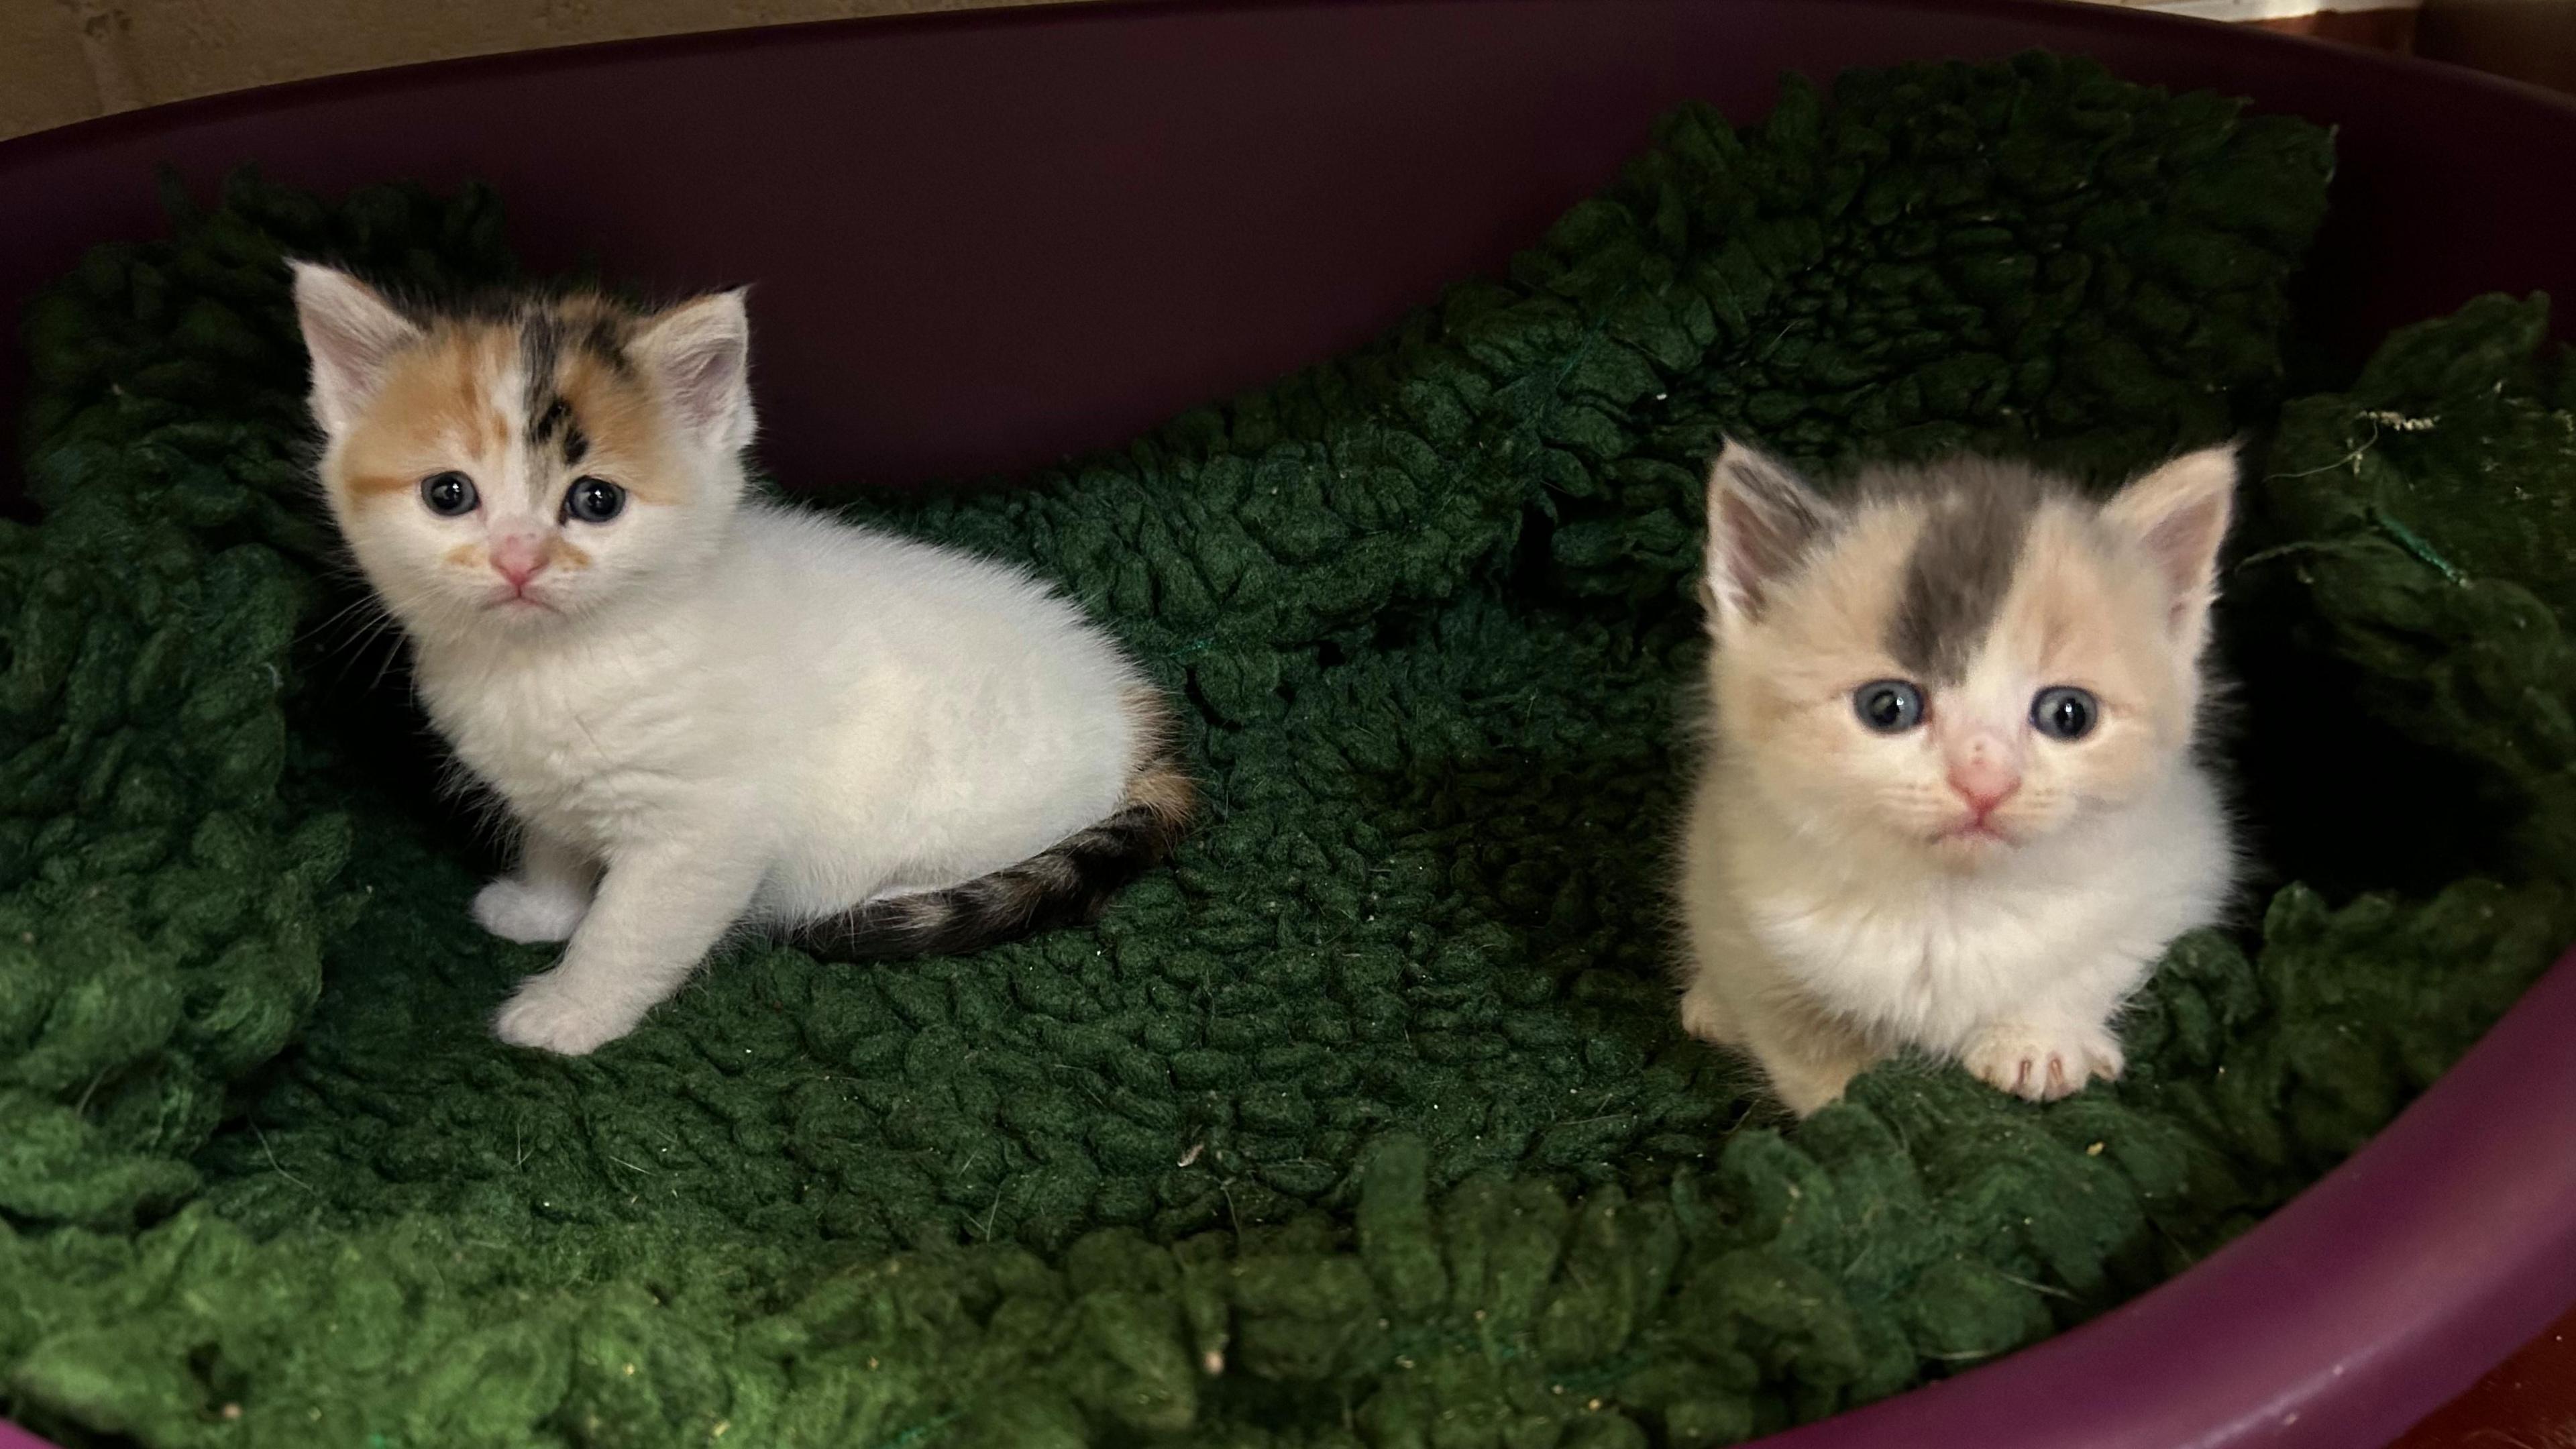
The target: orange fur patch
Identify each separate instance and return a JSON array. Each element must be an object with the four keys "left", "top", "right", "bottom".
[
  {"left": 551, "top": 345, "right": 686, "bottom": 507},
  {"left": 1120, "top": 686, "right": 1197, "bottom": 828},
  {"left": 1127, "top": 759, "right": 1197, "bottom": 831},
  {"left": 335, "top": 326, "right": 513, "bottom": 508}
]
